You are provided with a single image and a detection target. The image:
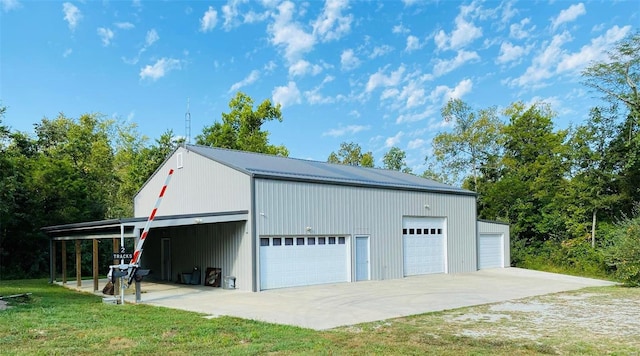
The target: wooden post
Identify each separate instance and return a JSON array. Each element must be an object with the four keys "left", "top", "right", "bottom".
[
  {"left": 61, "top": 240, "right": 67, "bottom": 284},
  {"left": 93, "top": 239, "right": 99, "bottom": 292},
  {"left": 76, "top": 240, "right": 81, "bottom": 287},
  {"left": 52, "top": 240, "right": 57, "bottom": 282},
  {"left": 112, "top": 238, "right": 120, "bottom": 293}
]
